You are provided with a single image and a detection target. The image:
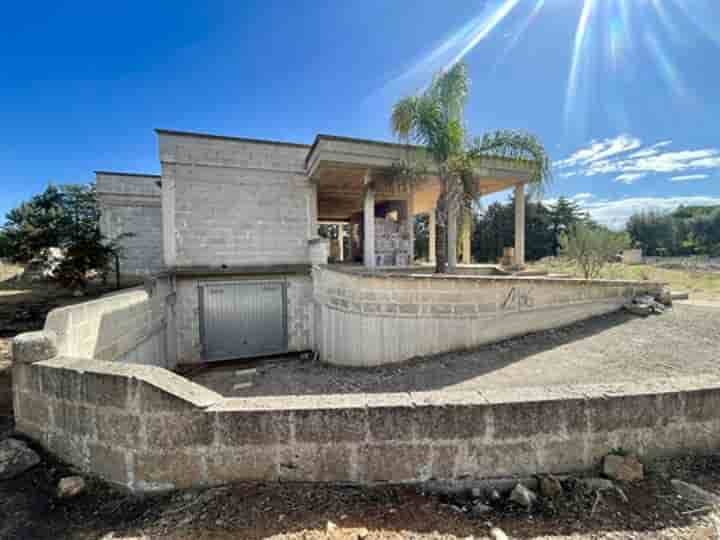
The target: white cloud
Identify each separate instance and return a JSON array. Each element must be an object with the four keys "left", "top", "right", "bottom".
[
  {"left": 571, "top": 192, "right": 593, "bottom": 200},
  {"left": 670, "top": 174, "right": 709, "bottom": 182},
  {"left": 554, "top": 136, "right": 720, "bottom": 183},
  {"left": 615, "top": 173, "right": 647, "bottom": 184},
  {"left": 554, "top": 134, "right": 641, "bottom": 169},
  {"left": 576, "top": 196, "right": 720, "bottom": 229}
]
